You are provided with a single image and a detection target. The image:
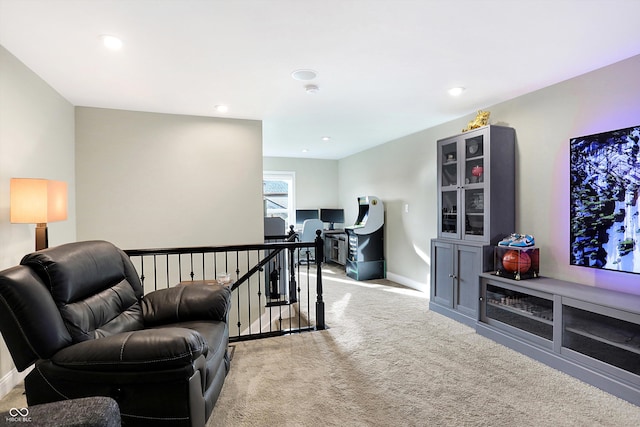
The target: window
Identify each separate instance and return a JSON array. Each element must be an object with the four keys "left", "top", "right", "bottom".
[{"left": 263, "top": 171, "right": 295, "bottom": 227}]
